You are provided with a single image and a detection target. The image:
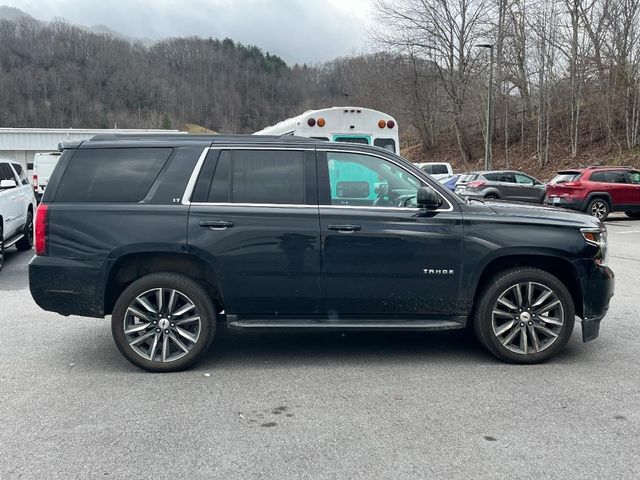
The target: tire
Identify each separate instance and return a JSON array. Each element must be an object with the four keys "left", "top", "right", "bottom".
[
  {"left": 587, "top": 198, "right": 609, "bottom": 221},
  {"left": 484, "top": 194, "right": 499, "bottom": 200},
  {"left": 111, "top": 273, "right": 216, "bottom": 372},
  {"left": 473, "top": 267, "right": 575, "bottom": 364},
  {"left": 625, "top": 211, "right": 640, "bottom": 219},
  {"left": 15, "top": 209, "right": 33, "bottom": 251}
]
